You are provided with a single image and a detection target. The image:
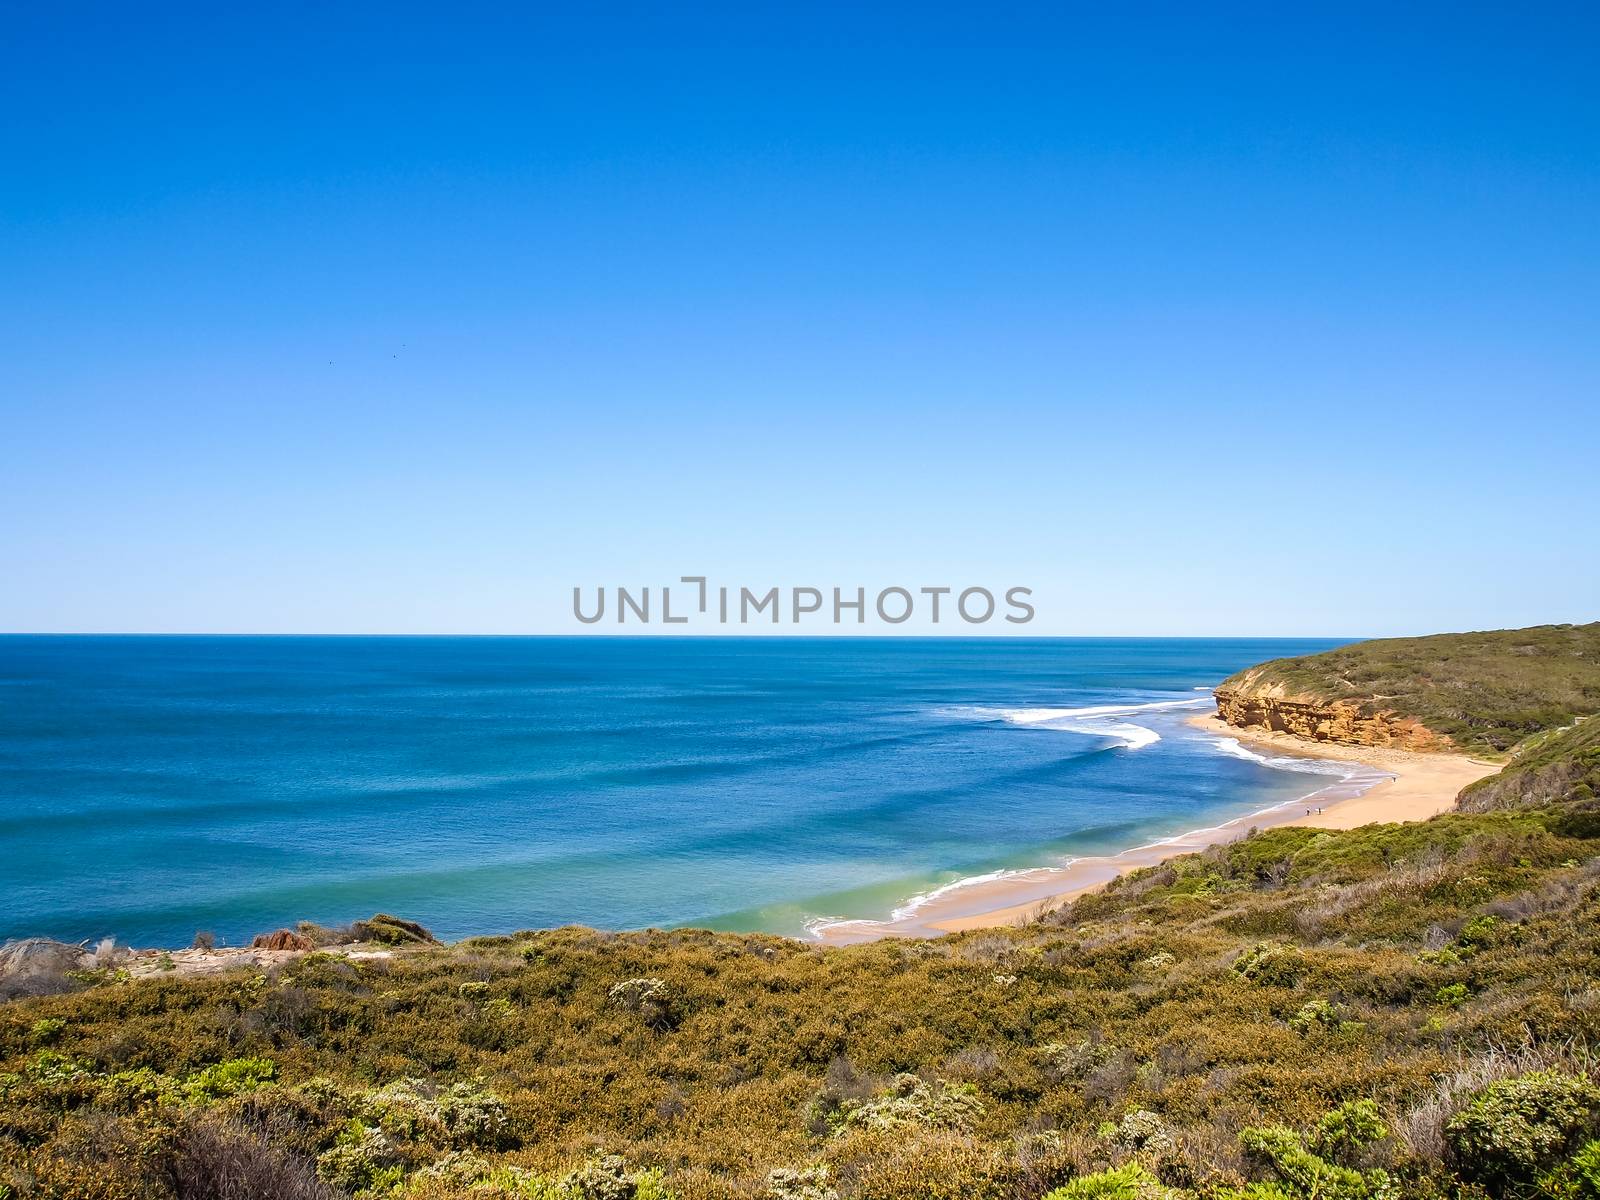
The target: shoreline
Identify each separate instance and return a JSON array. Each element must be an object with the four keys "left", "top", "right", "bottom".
[
  {"left": 809, "top": 713, "right": 1502, "bottom": 944},
  {"left": 5, "top": 717, "right": 1507, "bottom": 962}
]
